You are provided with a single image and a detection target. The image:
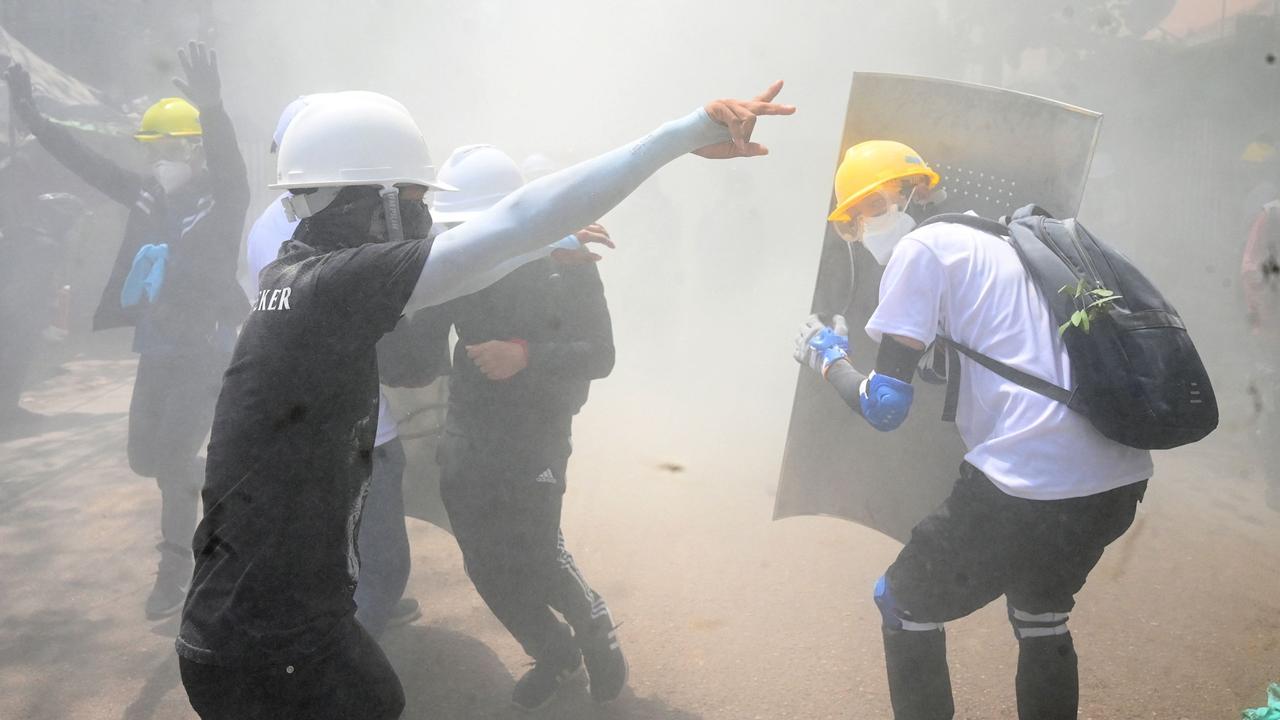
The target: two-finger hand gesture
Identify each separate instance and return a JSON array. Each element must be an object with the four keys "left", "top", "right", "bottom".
[{"left": 695, "top": 80, "right": 796, "bottom": 159}]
